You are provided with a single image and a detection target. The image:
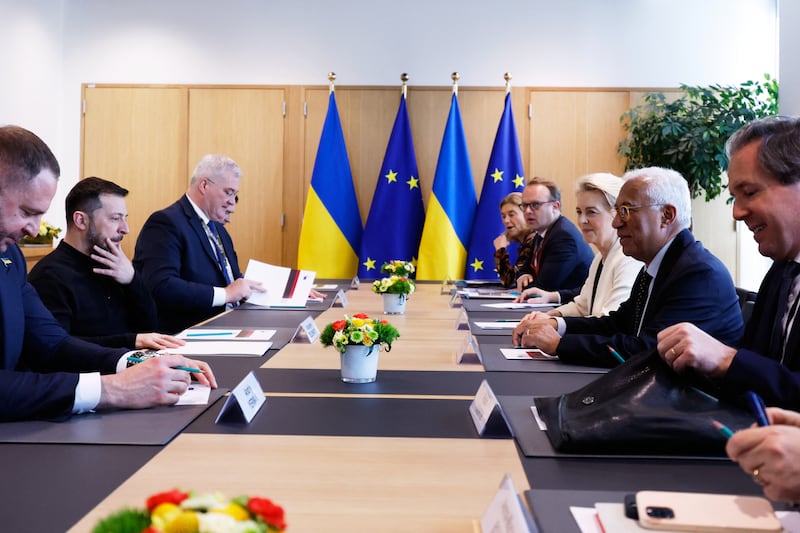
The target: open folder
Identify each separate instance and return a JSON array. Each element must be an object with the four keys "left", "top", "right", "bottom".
[{"left": 244, "top": 259, "right": 316, "bottom": 308}]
